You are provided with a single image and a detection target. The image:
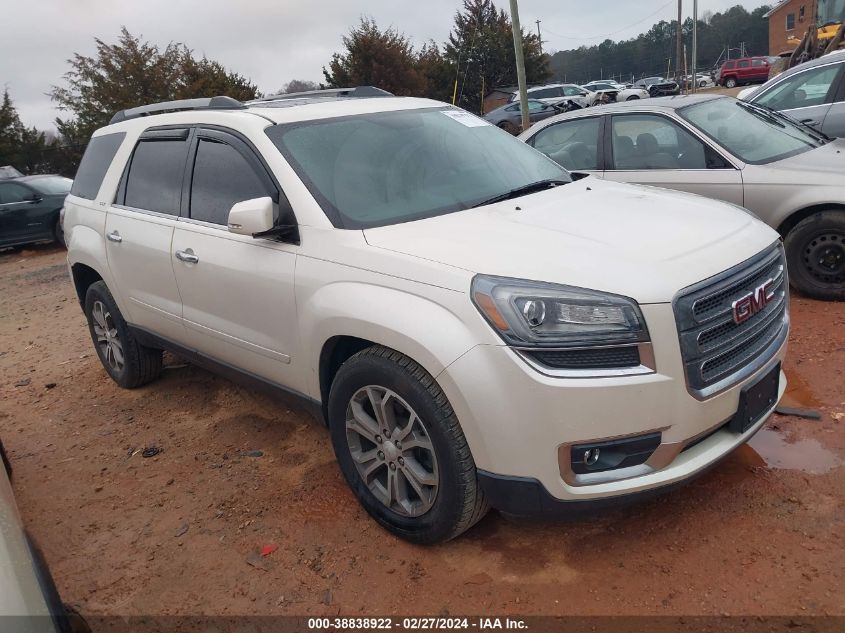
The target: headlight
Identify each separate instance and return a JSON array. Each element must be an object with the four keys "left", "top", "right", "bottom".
[{"left": 471, "top": 275, "right": 650, "bottom": 348}]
